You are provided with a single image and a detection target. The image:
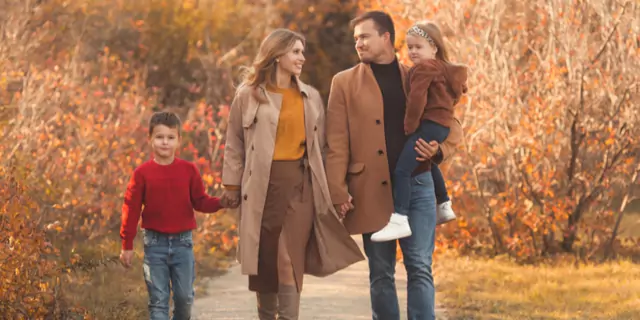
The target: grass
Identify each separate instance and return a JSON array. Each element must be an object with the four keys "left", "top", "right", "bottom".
[
  {"left": 59, "top": 239, "right": 150, "bottom": 319},
  {"left": 57, "top": 235, "right": 233, "bottom": 319},
  {"left": 434, "top": 253, "right": 640, "bottom": 320}
]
